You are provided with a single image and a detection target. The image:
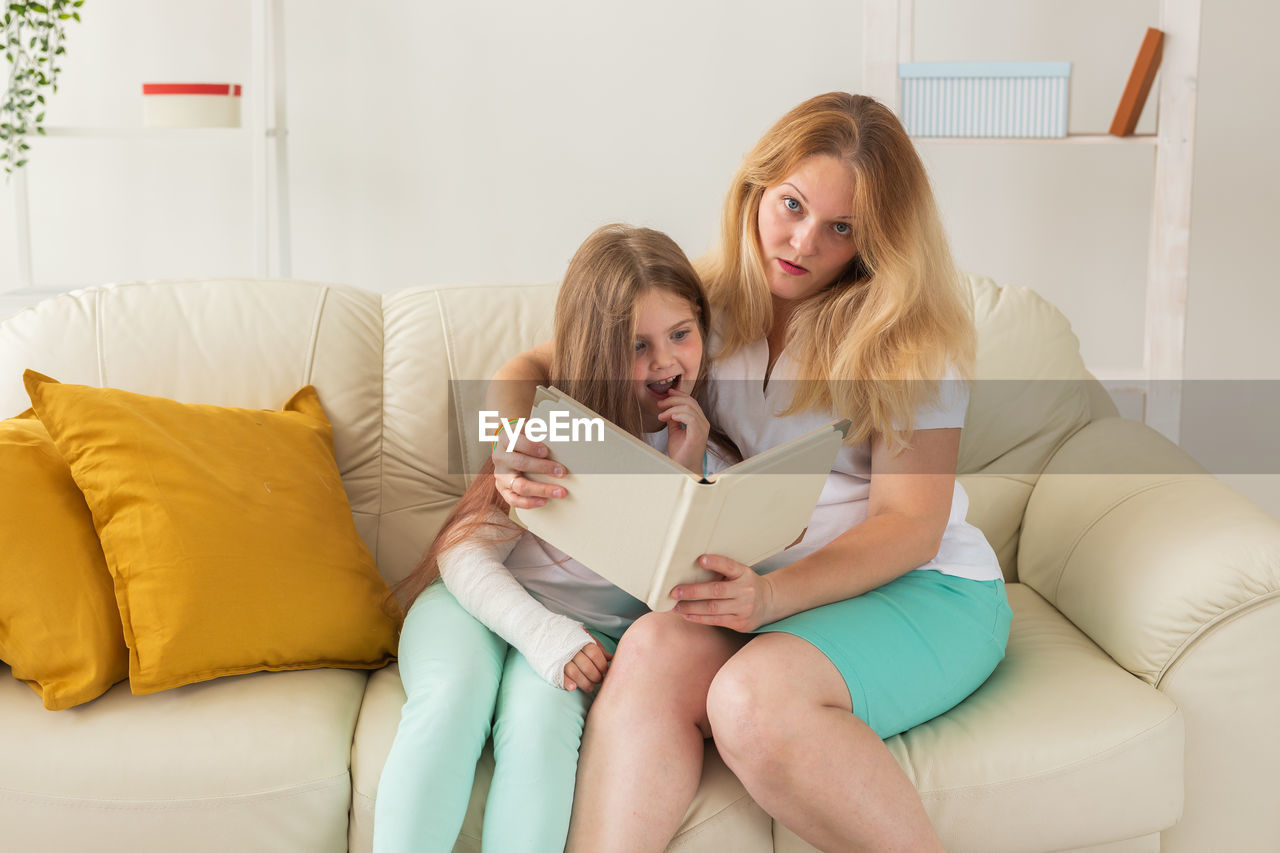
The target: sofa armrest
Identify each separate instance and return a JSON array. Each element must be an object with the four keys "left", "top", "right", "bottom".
[
  {"left": 1018, "top": 416, "right": 1280, "bottom": 852},
  {"left": 1018, "top": 417, "right": 1280, "bottom": 684}
]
